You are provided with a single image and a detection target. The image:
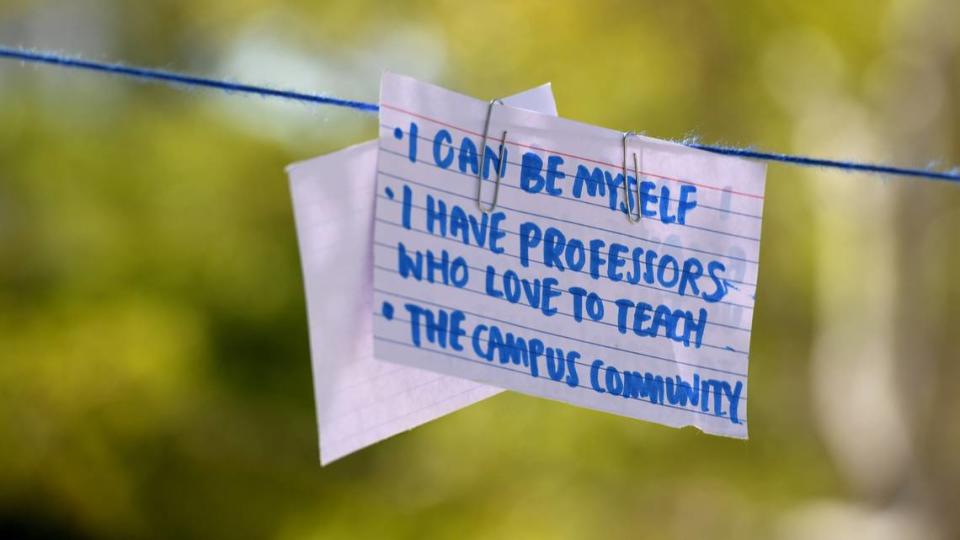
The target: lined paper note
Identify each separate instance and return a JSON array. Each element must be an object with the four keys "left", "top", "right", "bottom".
[
  {"left": 288, "top": 84, "right": 557, "bottom": 464},
  {"left": 373, "top": 73, "right": 765, "bottom": 438}
]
